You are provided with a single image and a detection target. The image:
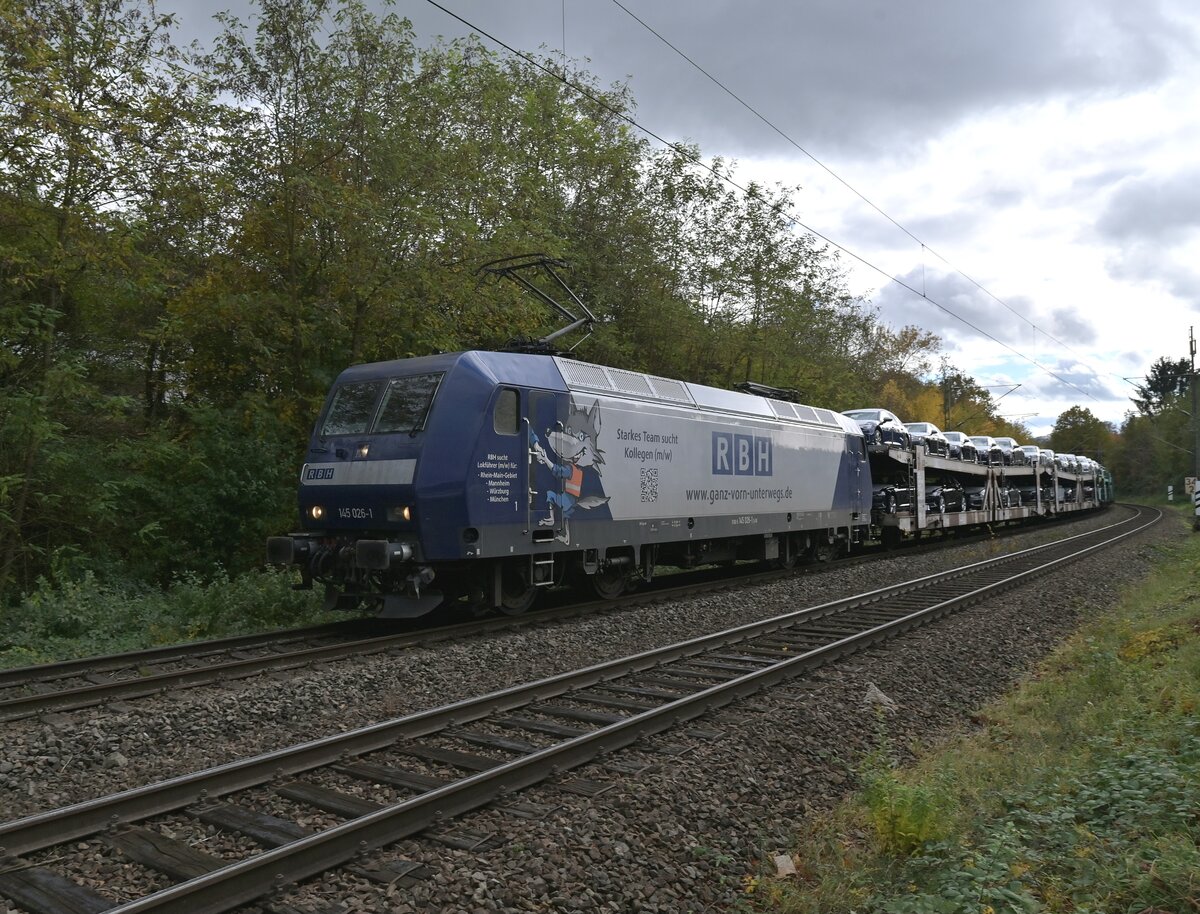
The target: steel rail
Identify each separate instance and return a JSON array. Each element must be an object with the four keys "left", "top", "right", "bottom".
[
  {"left": 0, "top": 620, "right": 488, "bottom": 721},
  {"left": 99, "top": 504, "right": 1159, "bottom": 914},
  {"left": 0, "top": 621, "right": 358, "bottom": 688},
  {"left": 0, "top": 505, "right": 1156, "bottom": 867}
]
